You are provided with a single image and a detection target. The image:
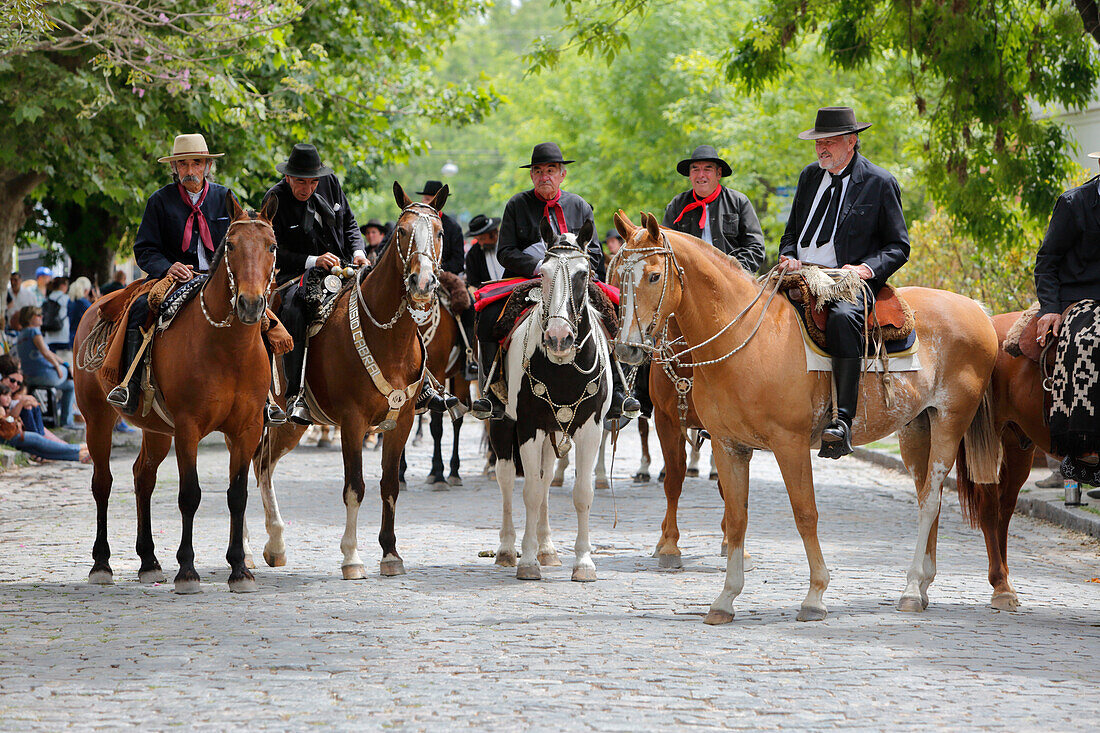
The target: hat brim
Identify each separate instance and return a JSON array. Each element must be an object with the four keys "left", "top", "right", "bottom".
[
  {"left": 276, "top": 162, "right": 334, "bottom": 178},
  {"left": 158, "top": 152, "right": 225, "bottom": 163},
  {"left": 520, "top": 159, "right": 574, "bottom": 169},
  {"left": 1088, "top": 152, "right": 1100, "bottom": 159},
  {"left": 676, "top": 157, "right": 732, "bottom": 177},
  {"left": 797, "top": 122, "right": 872, "bottom": 140},
  {"left": 466, "top": 218, "right": 501, "bottom": 237}
]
